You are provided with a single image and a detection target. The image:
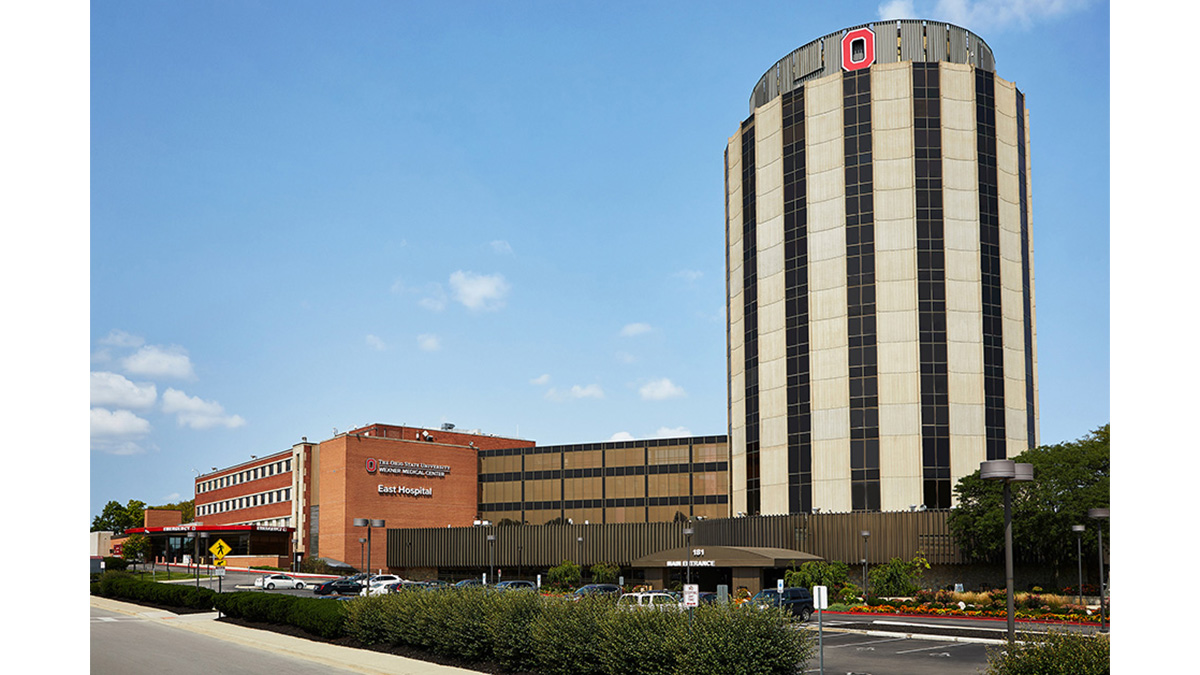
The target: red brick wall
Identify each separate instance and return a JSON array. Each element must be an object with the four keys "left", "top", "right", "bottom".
[
  {"left": 144, "top": 509, "right": 183, "bottom": 528},
  {"left": 319, "top": 434, "right": 483, "bottom": 573},
  {"left": 194, "top": 450, "right": 294, "bottom": 526}
]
